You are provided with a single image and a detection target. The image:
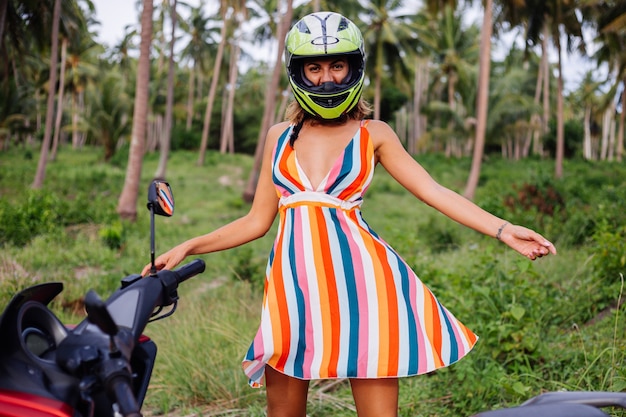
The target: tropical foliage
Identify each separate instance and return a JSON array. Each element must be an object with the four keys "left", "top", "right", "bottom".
[
  {"left": 1, "top": 1, "right": 624, "bottom": 190},
  {"left": 0, "top": 0, "right": 625, "bottom": 414}
]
